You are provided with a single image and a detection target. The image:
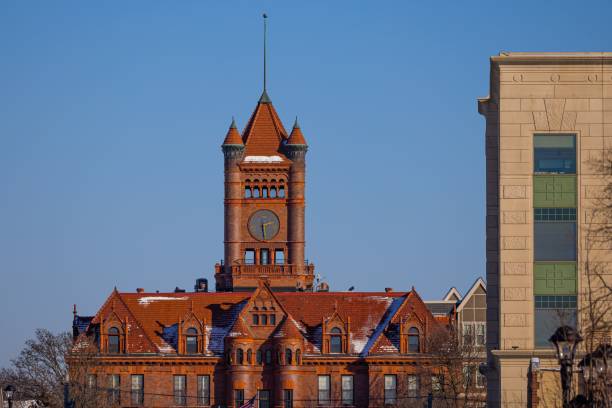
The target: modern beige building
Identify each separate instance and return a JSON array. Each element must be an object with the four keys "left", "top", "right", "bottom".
[{"left": 479, "top": 52, "right": 612, "bottom": 407}]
